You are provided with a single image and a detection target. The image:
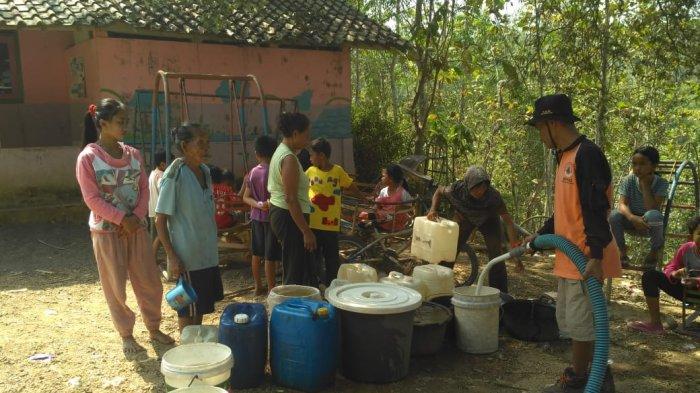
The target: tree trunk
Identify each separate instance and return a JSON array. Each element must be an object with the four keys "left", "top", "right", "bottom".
[
  {"left": 534, "top": 0, "right": 553, "bottom": 217},
  {"left": 353, "top": 50, "right": 361, "bottom": 104},
  {"left": 595, "top": 0, "right": 610, "bottom": 150},
  {"left": 390, "top": 0, "right": 401, "bottom": 125}
]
